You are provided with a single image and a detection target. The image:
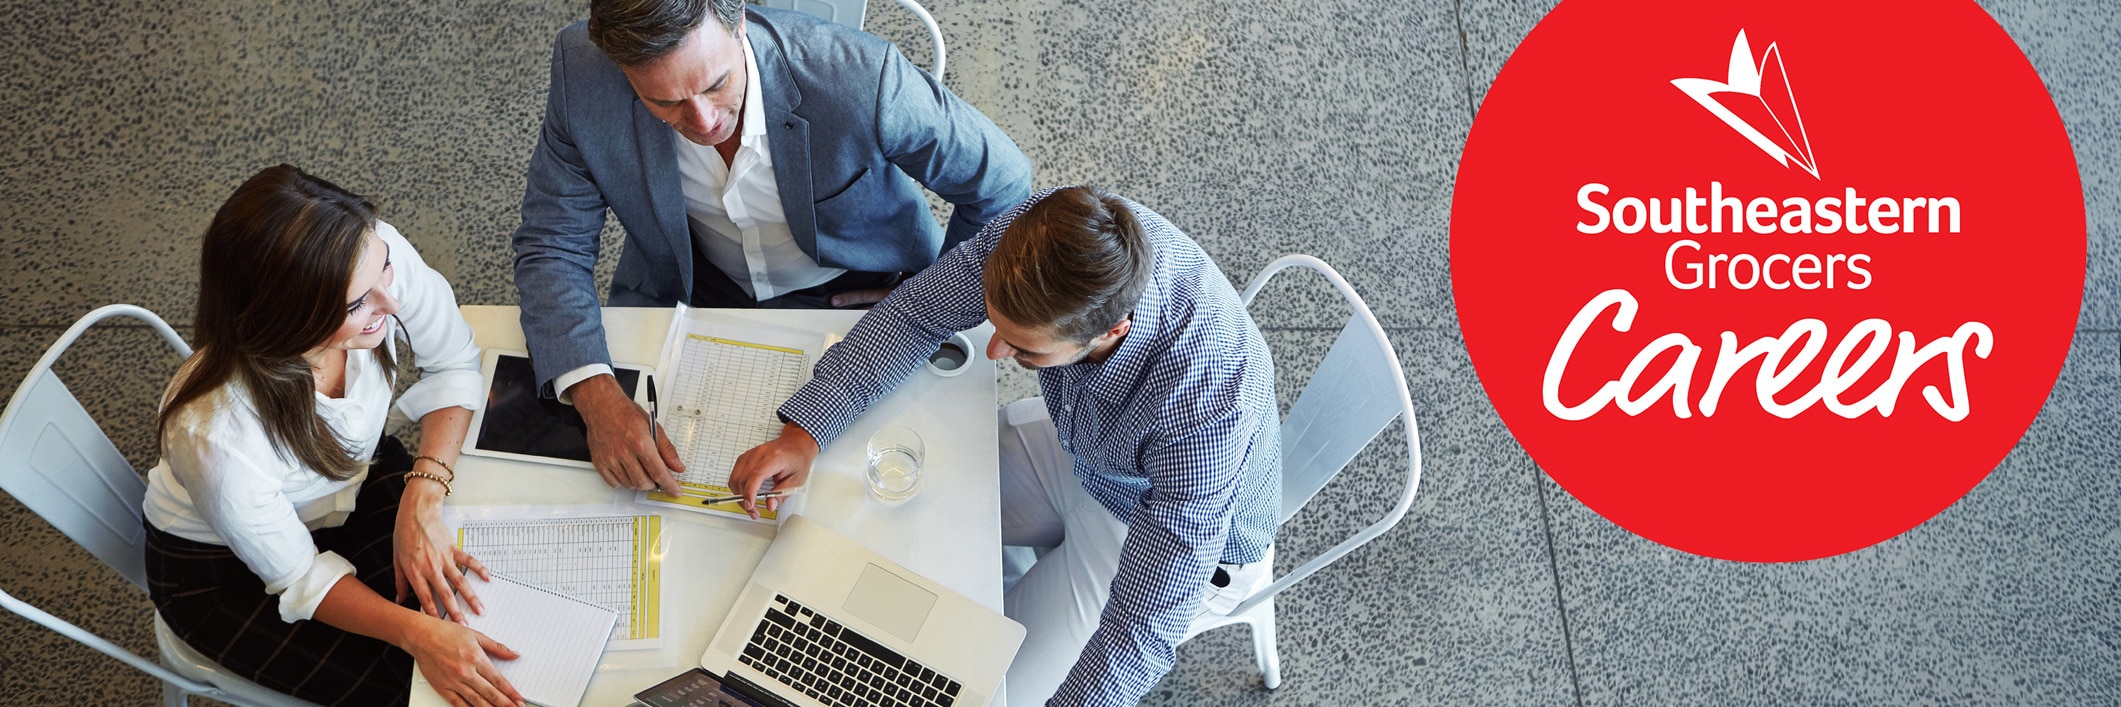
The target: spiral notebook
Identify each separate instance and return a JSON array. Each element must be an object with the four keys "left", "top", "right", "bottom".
[{"left": 459, "top": 572, "right": 617, "bottom": 707}]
